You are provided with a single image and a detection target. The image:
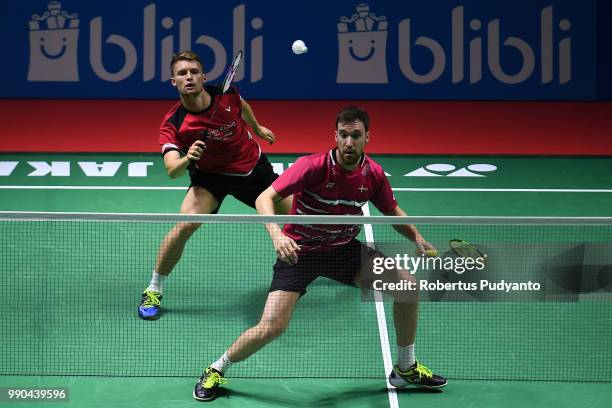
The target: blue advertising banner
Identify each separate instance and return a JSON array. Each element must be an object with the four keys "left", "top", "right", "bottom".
[
  {"left": 597, "top": 0, "right": 612, "bottom": 100},
  {"left": 0, "top": 0, "right": 601, "bottom": 99}
]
